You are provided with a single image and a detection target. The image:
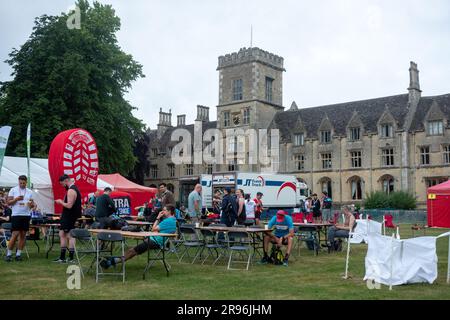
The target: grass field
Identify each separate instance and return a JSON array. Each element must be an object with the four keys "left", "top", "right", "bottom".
[{"left": 1, "top": 224, "right": 449, "bottom": 300}]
